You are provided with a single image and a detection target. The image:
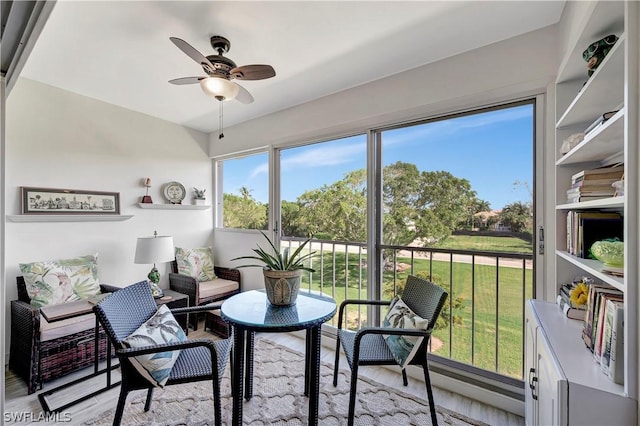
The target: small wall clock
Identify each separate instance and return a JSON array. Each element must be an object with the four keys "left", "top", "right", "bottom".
[{"left": 162, "top": 181, "right": 186, "bottom": 204}]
